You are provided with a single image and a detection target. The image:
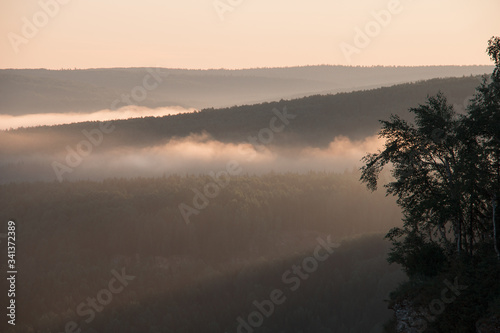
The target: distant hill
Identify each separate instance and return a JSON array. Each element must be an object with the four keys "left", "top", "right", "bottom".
[
  {"left": 0, "top": 75, "right": 487, "bottom": 183},
  {"left": 0, "top": 65, "right": 493, "bottom": 115},
  {"left": 3, "top": 75, "right": 484, "bottom": 149}
]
